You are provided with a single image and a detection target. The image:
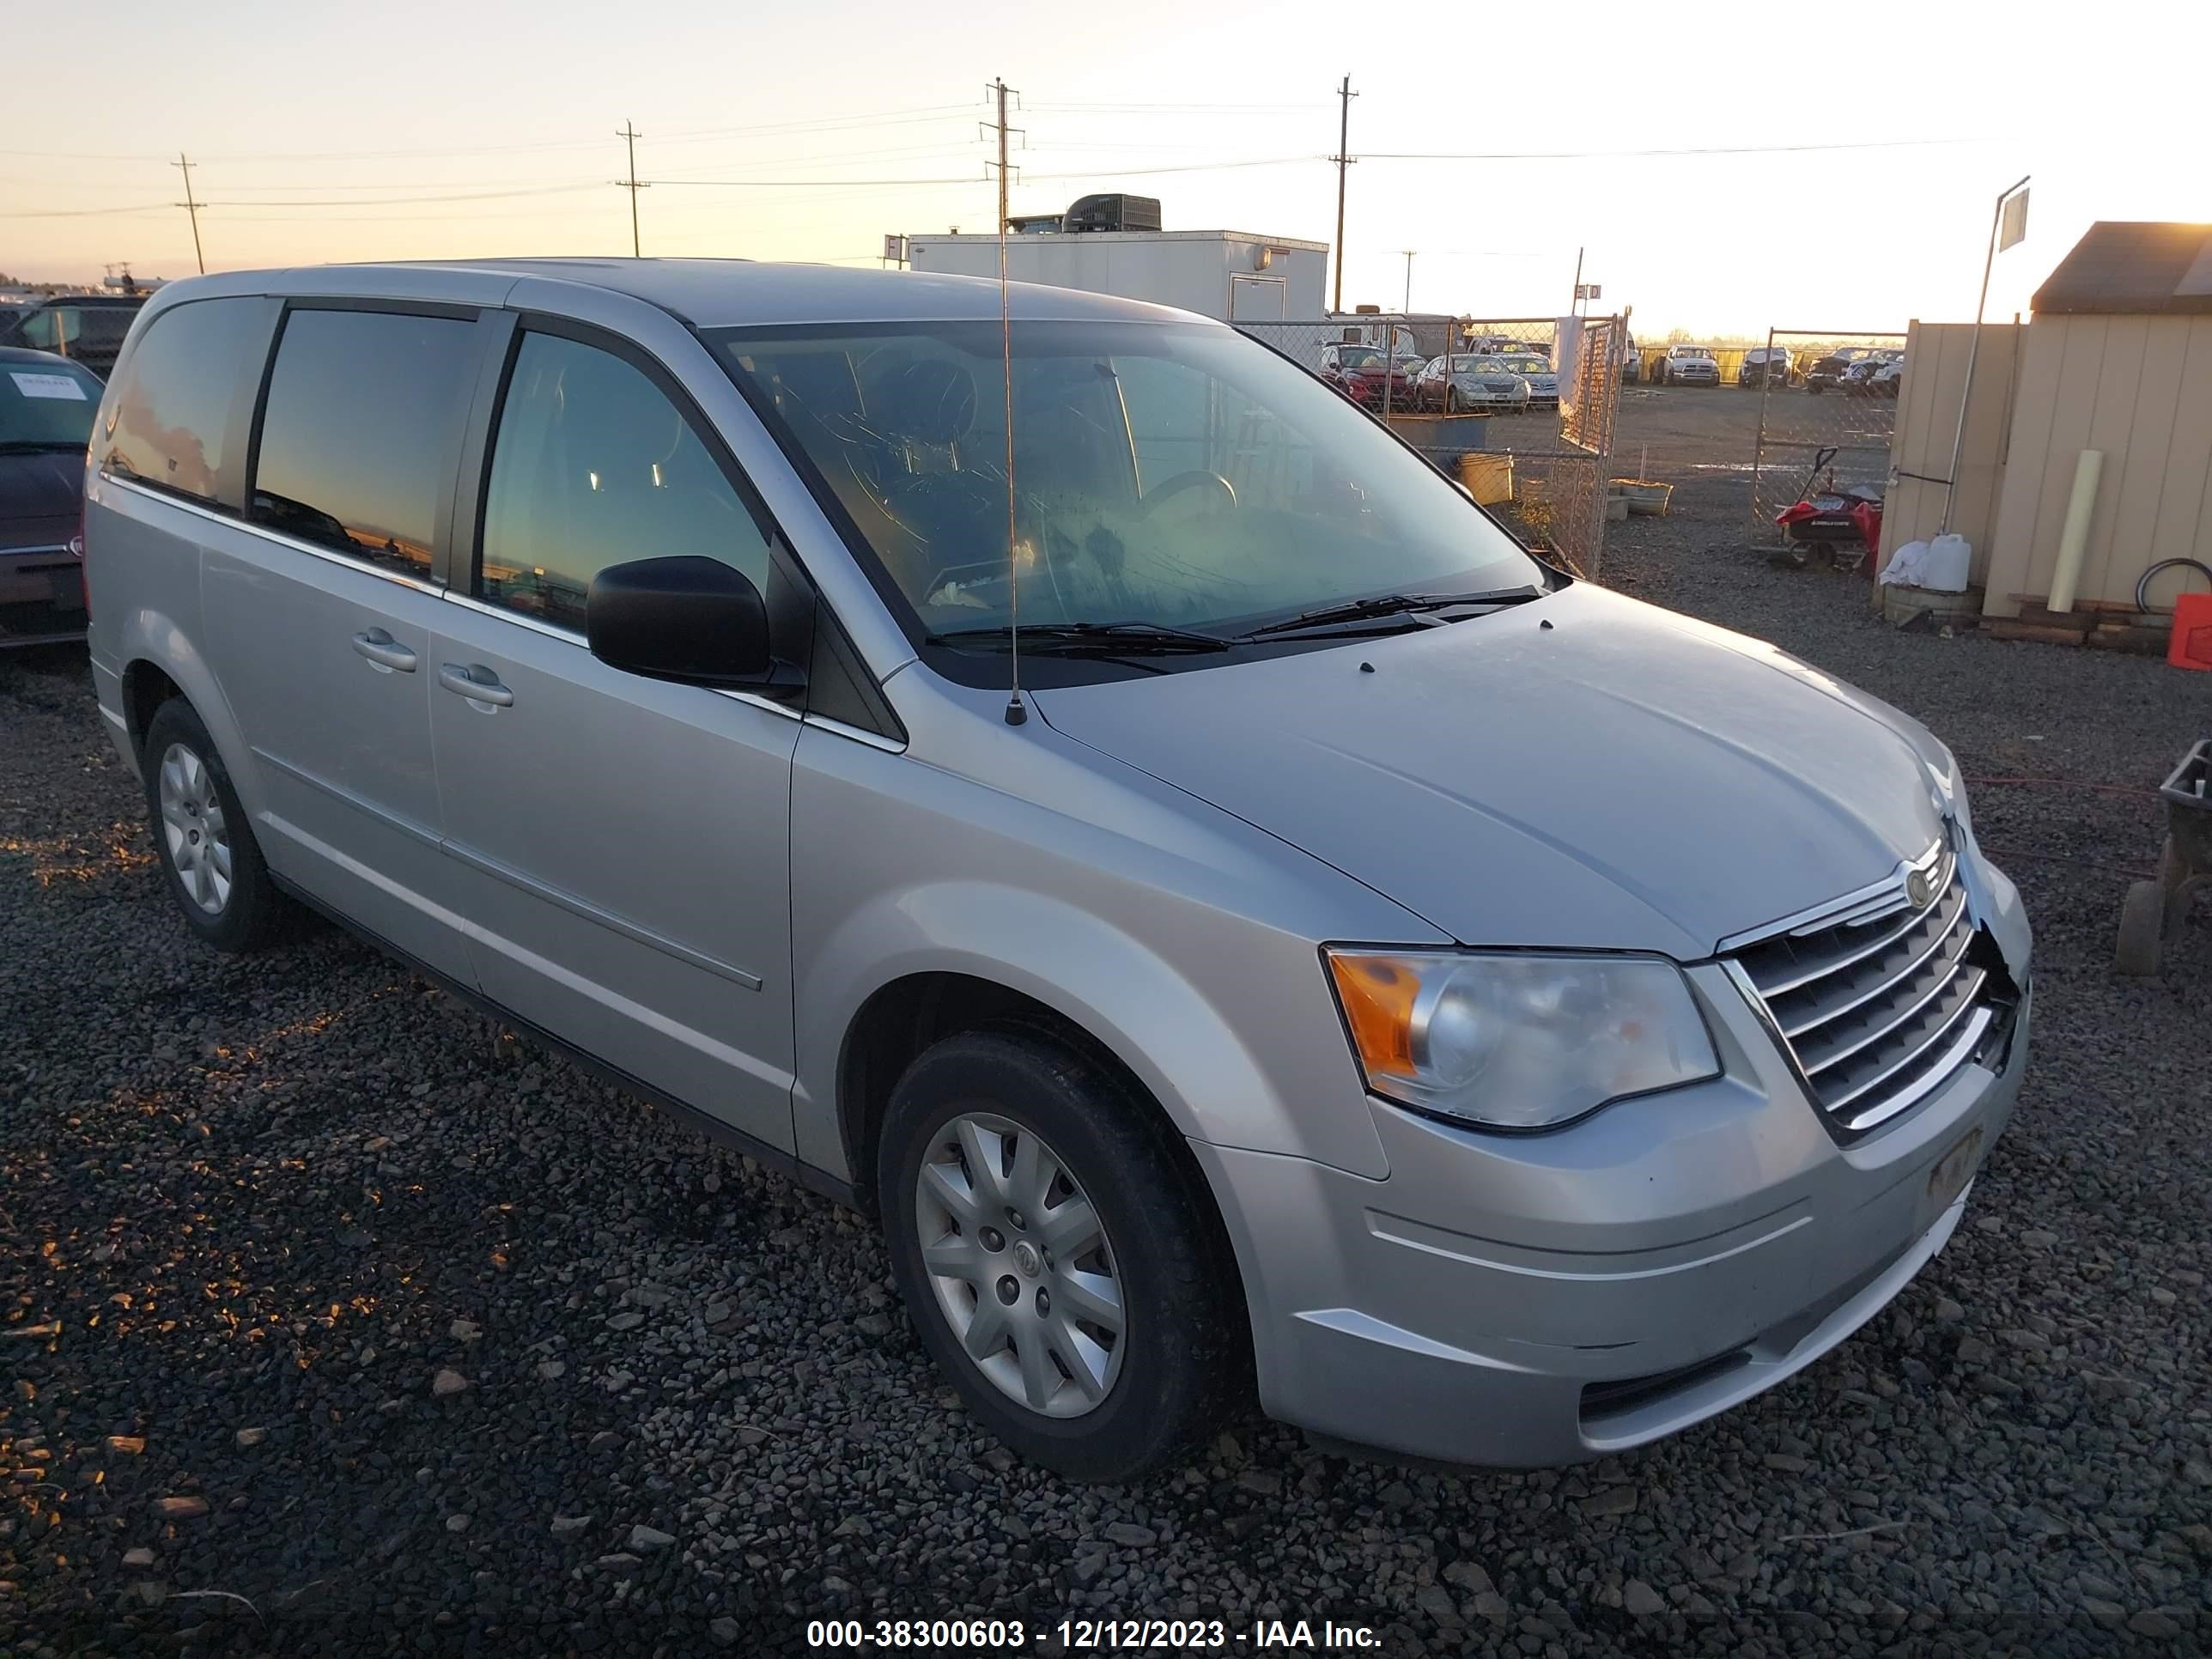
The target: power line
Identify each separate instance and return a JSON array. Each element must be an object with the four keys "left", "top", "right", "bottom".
[
  {"left": 0, "top": 202, "right": 177, "bottom": 218},
  {"left": 173, "top": 153, "right": 204, "bottom": 276},
  {"left": 1362, "top": 137, "right": 1991, "bottom": 160},
  {"left": 615, "top": 121, "right": 647, "bottom": 257},
  {"left": 646, "top": 175, "right": 986, "bottom": 188},
  {"left": 198, "top": 184, "right": 605, "bottom": 208}
]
